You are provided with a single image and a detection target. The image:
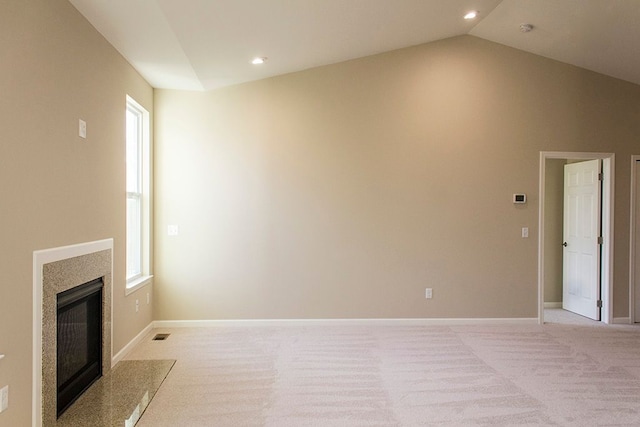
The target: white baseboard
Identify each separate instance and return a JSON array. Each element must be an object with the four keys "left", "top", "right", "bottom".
[
  {"left": 111, "top": 322, "right": 154, "bottom": 367},
  {"left": 544, "top": 302, "right": 563, "bottom": 309},
  {"left": 153, "top": 317, "right": 539, "bottom": 328},
  {"left": 613, "top": 317, "right": 631, "bottom": 324}
]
